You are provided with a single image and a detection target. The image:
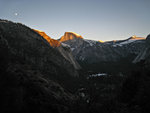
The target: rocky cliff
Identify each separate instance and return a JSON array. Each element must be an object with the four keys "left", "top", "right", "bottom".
[
  {"left": 34, "top": 29, "right": 80, "bottom": 70},
  {"left": 34, "top": 29, "right": 61, "bottom": 47},
  {"left": 59, "top": 32, "right": 83, "bottom": 42},
  {"left": 133, "top": 34, "right": 150, "bottom": 66}
]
